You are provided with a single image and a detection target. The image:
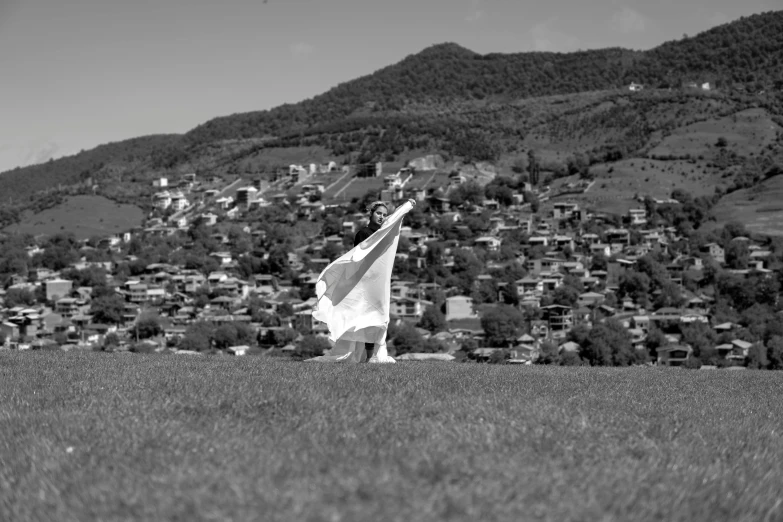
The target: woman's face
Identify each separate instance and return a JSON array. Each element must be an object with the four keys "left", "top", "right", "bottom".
[{"left": 371, "top": 206, "right": 388, "bottom": 226}]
